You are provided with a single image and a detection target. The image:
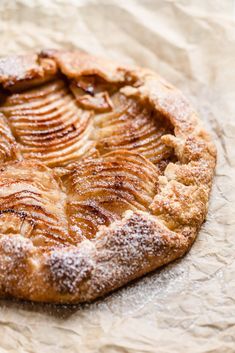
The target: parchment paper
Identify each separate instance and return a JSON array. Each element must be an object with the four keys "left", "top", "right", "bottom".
[{"left": 0, "top": 1, "right": 235, "bottom": 352}]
